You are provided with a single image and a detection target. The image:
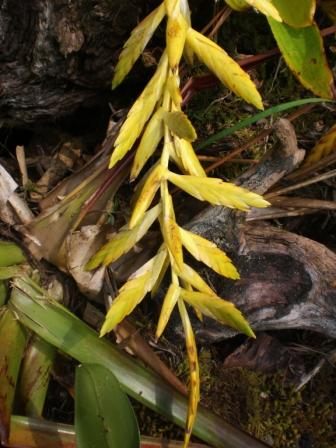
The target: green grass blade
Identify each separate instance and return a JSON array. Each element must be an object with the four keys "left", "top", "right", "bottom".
[
  {"left": 9, "top": 277, "right": 269, "bottom": 448},
  {"left": 75, "top": 364, "right": 140, "bottom": 448},
  {"left": 196, "top": 98, "right": 333, "bottom": 150}
]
